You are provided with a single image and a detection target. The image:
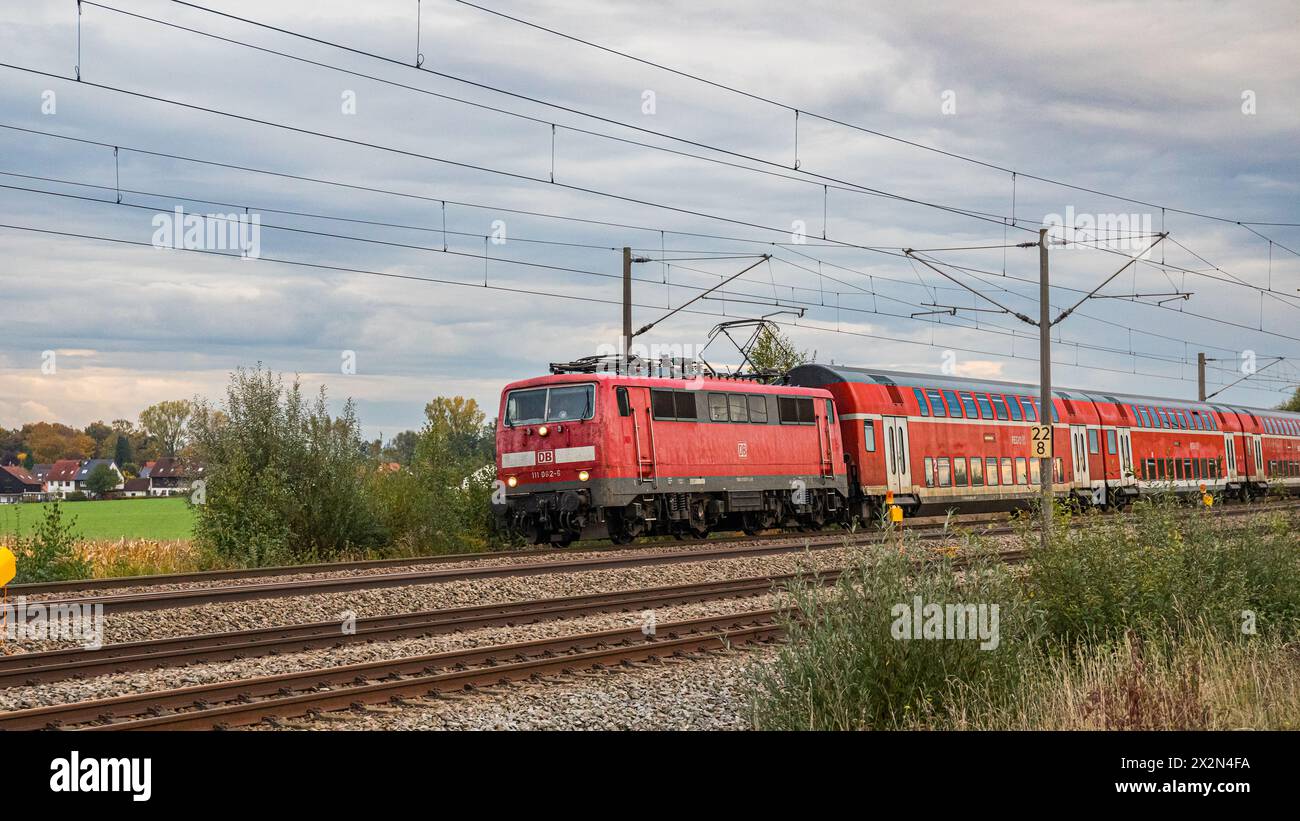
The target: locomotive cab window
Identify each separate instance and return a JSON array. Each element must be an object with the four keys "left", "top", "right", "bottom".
[
  {"left": 505, "top": 384, "right": 594, "bottom": 425},
  {"left": 616, "top": 387, "right": 631, "bottom": 417}
]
